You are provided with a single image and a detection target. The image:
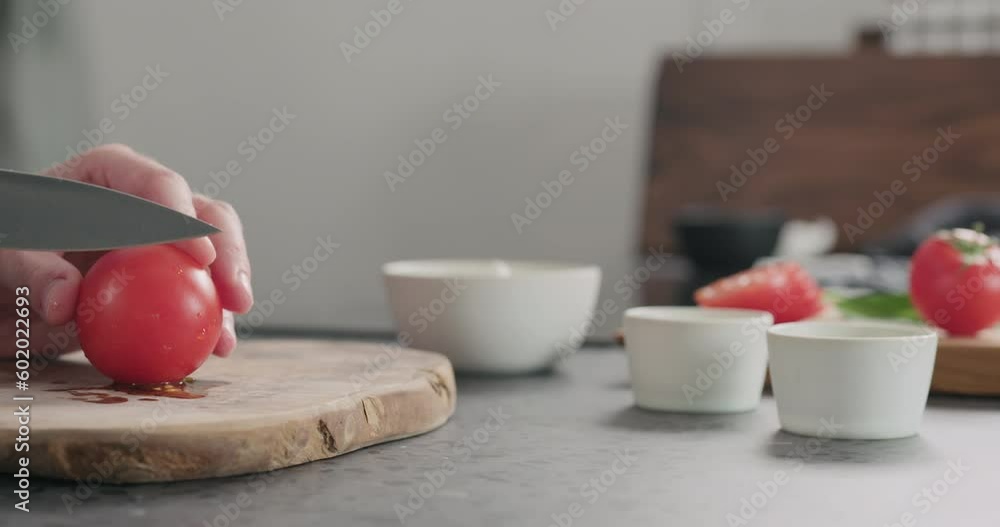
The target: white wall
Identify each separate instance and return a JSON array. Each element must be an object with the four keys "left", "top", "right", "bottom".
[{"left": 21, "top": 0, "right": 882, "bottom": 336}]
